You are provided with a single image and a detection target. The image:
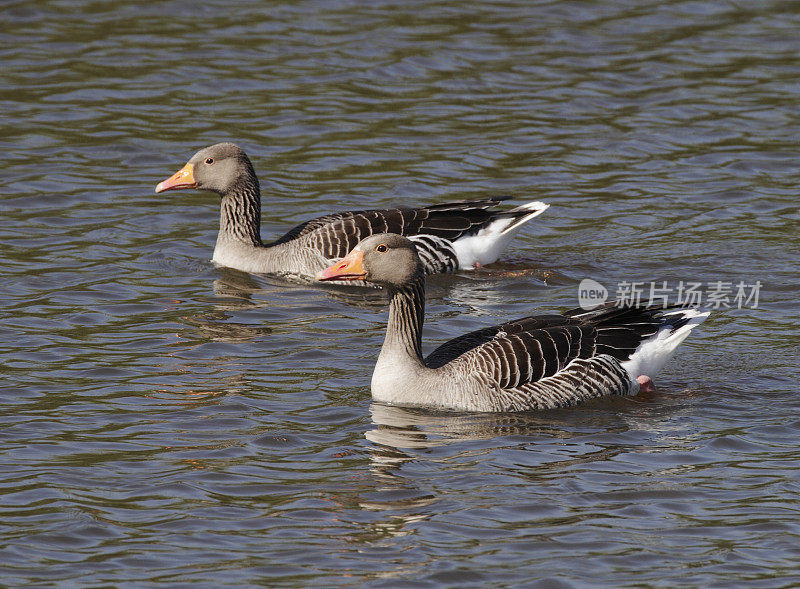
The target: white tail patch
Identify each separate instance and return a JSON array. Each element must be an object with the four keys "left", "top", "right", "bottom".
[
  {"left": 452, "top": 201, "right": 549, "bottom": 268},
  {"left": 621, "top": 308, "right": 709, "bottom": 381}
]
